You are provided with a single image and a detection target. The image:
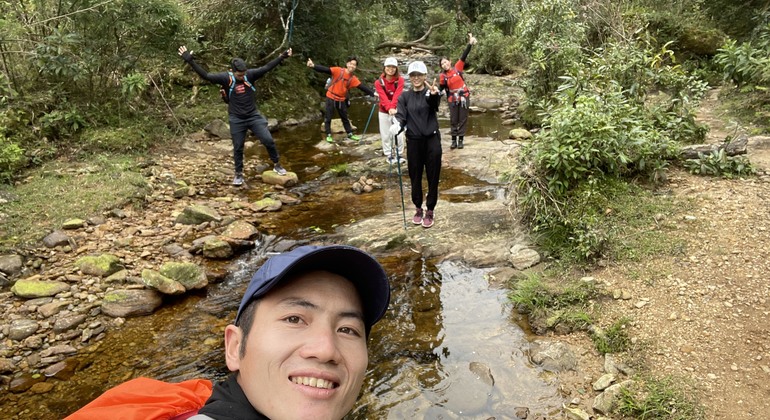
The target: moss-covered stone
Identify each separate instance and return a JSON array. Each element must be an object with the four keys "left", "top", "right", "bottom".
[
  {"left": 141, "top": 269, "right": 186, "bottom": 295},
  {"left": 75, "top": 254, "right": 124, "bottom": 277},
  {"left": 159, "top": 262, "right": 208, "bottom": 290},
  {"left": 11, "top": 279, "right": 70, "bottom": 298}
]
